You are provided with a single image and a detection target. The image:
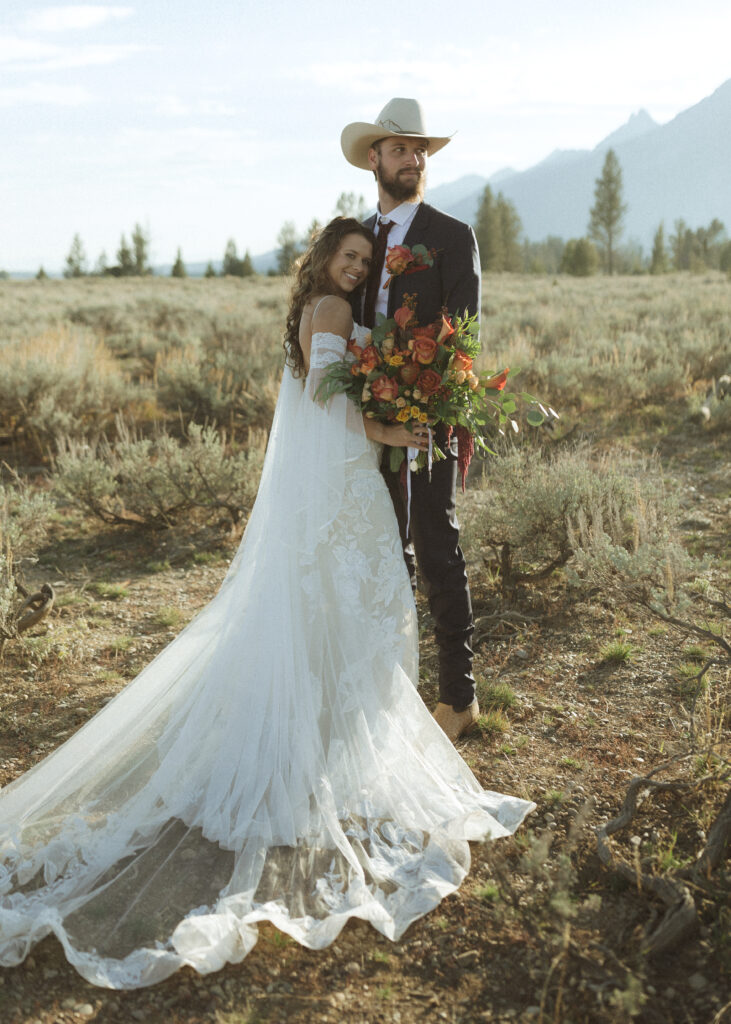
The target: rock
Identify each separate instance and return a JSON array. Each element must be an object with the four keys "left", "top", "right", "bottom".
[
  {"left": 455, "top": 949, "right": 480, "bottom": 967},
  {"left": 680, "top": 515, "right": 712, "bottom": 530},
  {"left": 77, "top": 1005, "right": 95, "bottom": 1017},
  {"left": 209, "top": 984, "right": 225, "bottom": 997},
  {"left": 61, "top": 999, "right": 77, "bottom": 1010},
  {"left": 345, "top": 960, "right": 361, "bottom": 975},
  {"left": 689, "top": 973, "right": 708, "bottom": 990}
]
